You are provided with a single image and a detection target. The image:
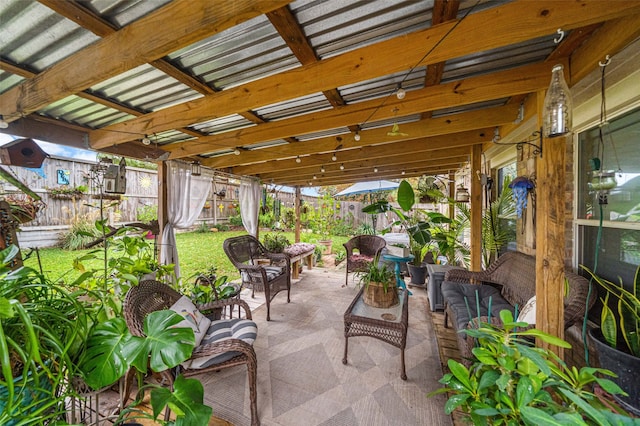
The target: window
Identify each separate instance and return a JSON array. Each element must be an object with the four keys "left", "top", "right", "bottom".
[
  {"left": 577, "top": 107, "right": 640, "bottom": 288},
  {"left": 496, "top": 162, "right": 517, "bottom": 254}
]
